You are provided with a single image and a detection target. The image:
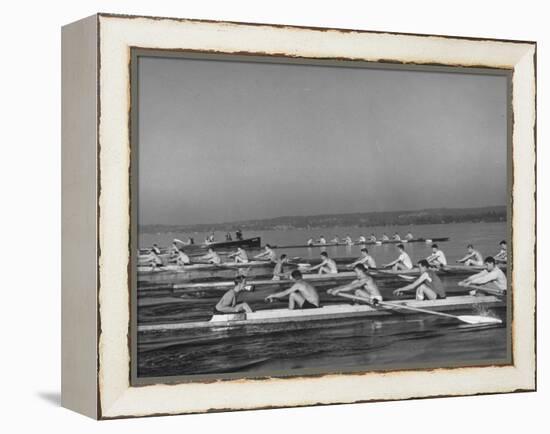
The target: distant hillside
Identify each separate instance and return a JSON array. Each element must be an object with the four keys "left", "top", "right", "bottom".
[{"left": 140, "top": 206, "right": 506, "bottom": 234}]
